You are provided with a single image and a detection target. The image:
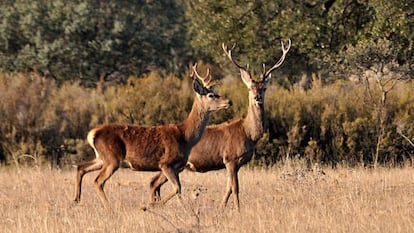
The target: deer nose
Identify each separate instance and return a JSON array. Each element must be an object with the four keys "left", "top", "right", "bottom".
[{"left": 228, "top": 100, "right": 233, "bottom": 106}]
